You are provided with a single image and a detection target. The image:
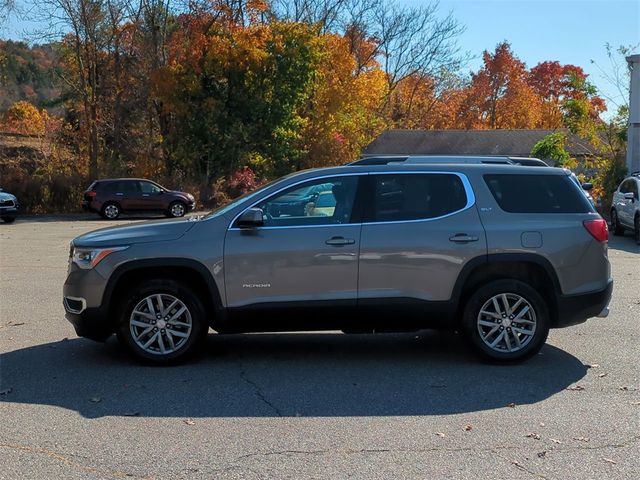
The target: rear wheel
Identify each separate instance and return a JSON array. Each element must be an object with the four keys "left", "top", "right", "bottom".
[
  {"left": 116, "top": 279, "right": 208, "bottom": 364},
  {"left": 462, "top": 280, "right": 550, "bottom": 363},
  {"left": 101, "top": 202, "right": 121, "bottom": 220},
  {"left": 1, "top": 216, "right": 16, "bottom": 223},
  {"left": 610, "top": 209, "right": 624, "bottom": 235}
]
